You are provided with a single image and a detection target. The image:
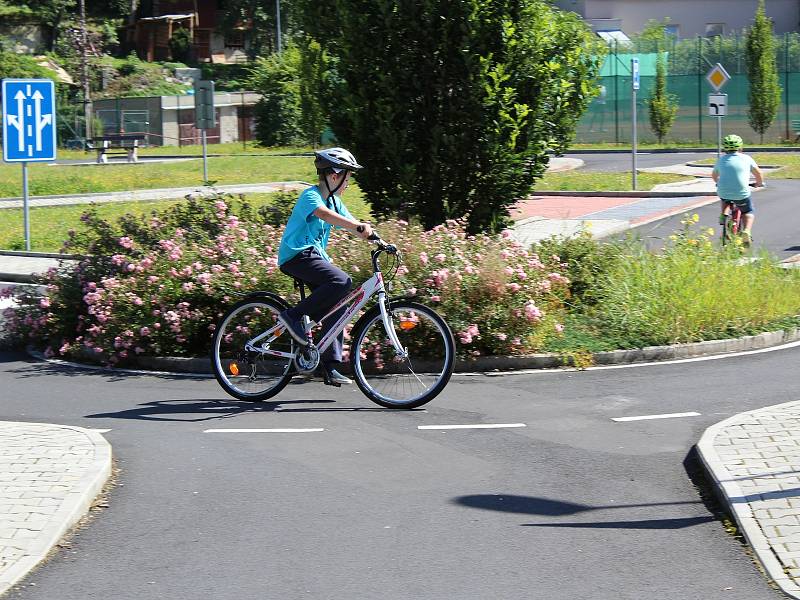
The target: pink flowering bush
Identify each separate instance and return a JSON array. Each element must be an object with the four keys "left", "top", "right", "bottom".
[{"left": 3, "top": 195, "right": 571, "bottom": 364}]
